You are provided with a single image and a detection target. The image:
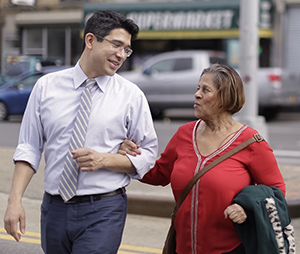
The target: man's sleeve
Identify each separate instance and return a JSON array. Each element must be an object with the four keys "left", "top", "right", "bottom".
[
  {"left": 13, "top": 79, "right": 44, "bottom": 172},
  {"left": 125, "top": 91, "right": 158, "bottom": 179}
]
